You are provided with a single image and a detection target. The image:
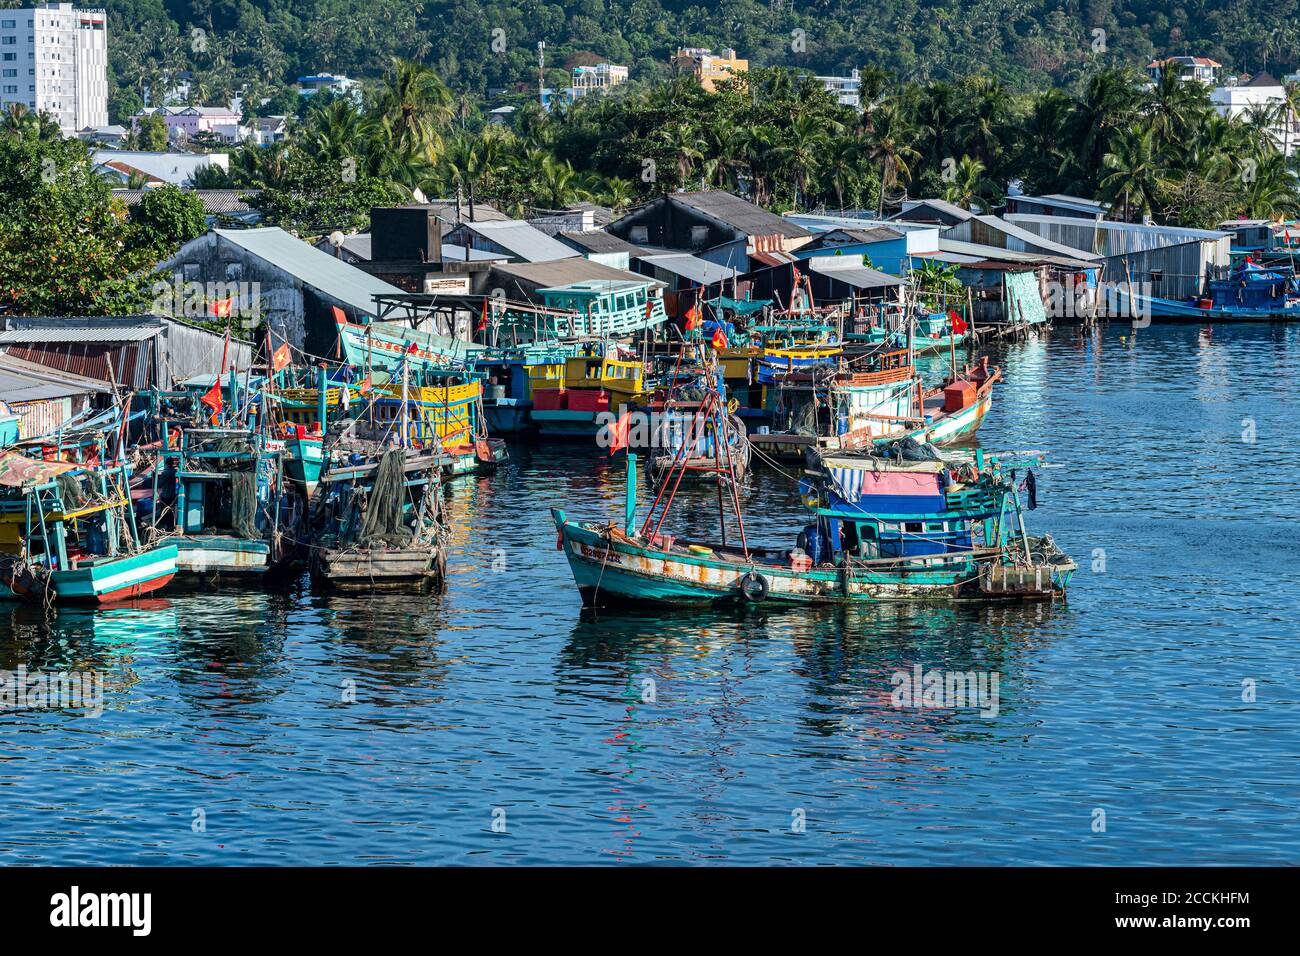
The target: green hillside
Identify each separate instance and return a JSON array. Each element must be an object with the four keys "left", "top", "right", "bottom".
[{"left": 5, "top": 0, "right": 1298, "bottom": 121}]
